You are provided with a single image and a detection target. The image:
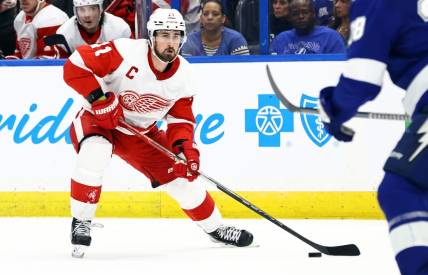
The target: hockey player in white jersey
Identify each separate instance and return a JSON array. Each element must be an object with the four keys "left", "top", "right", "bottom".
[
  {"left": 318, "top": 0, "right": 428, "bottom": 274},
  {"left": 6, "top": 0, "right": 68, "bottom": 59},
  {"left": 56, "top": 0, "right": 132, "bottom": 57},
  {"left": 63, "top": 8, "right": 253, "bottom": 258}
]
